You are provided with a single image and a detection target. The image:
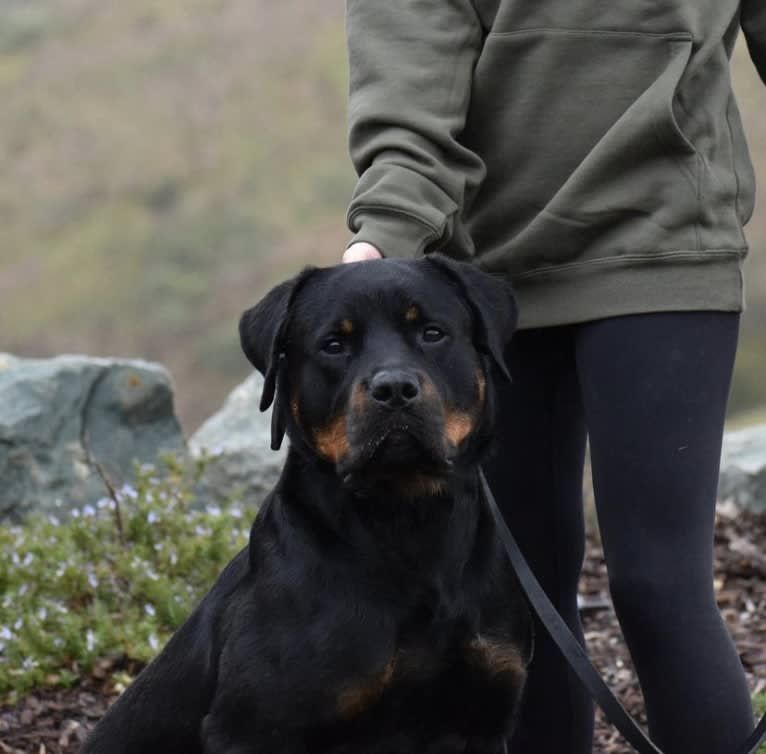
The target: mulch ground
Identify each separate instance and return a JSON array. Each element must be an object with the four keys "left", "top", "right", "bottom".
[
  {"left": 1, "top": 502, "right": 764, "bottom": 754},
  {"left": 586, "top": 500, "right": 766, "bottom": 753}
]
